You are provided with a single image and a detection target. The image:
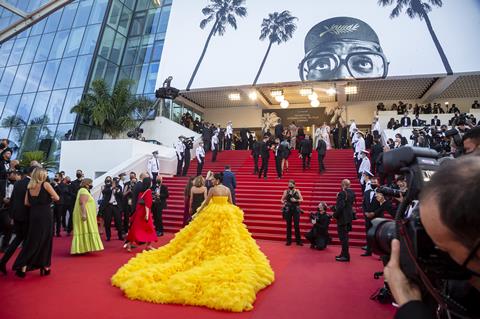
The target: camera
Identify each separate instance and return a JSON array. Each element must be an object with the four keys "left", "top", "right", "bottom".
[
  {"left": 376, "top": 186, "right": 405, "bottom": 198},
  {"left": 127, "top": 127, "right": 144, "bottom": 139},
  {"left": 367, "top": 147, "right": 474, "bottom": 316}
]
